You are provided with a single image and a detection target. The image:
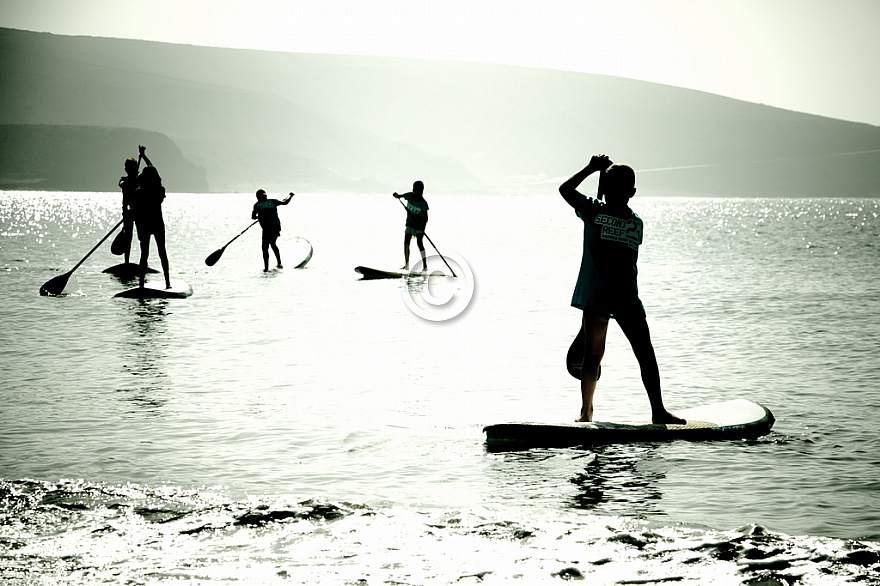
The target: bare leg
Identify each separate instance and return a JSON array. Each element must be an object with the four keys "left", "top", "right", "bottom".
[
  {"left": 138, "top": 237, "right": 151, "bottom": 288},
  {"left": 271, "top": 241, "right": 282, "bottom": 268},
  {"left": 578, "top": 313, "right": 609, "bottom": 422},
  {"left": 261, "top": 239, "right": 270, "bottom": 272},
  {"left": 616, "top": 315, "right": 686, "bottom": 424},
  {"left": 402, "top": 232, "right": 412, "bottom": 270},
  {"left": 123, "top": 218, "right": 133, "bottom": 265},
  {"left": 154, "top": 232, "right": 171, "bottom": 288},
  {"left": 415, "top": 234, "right": 427, "bottom": 272}
]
